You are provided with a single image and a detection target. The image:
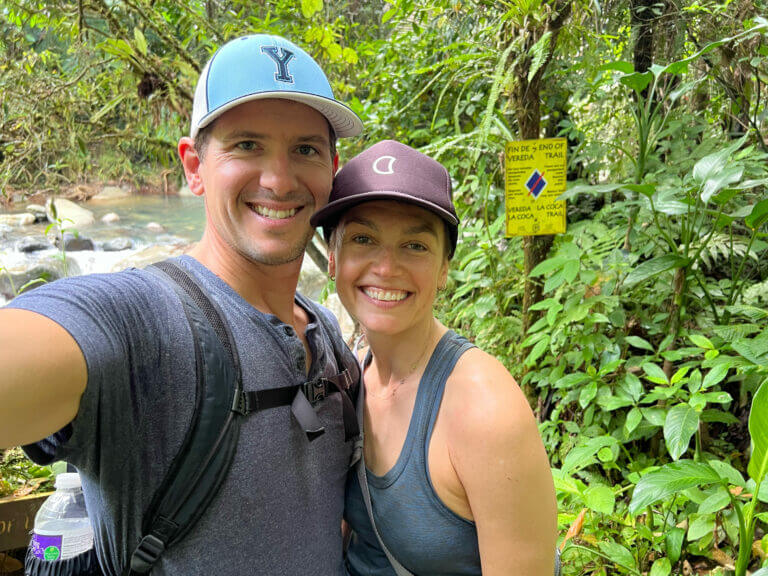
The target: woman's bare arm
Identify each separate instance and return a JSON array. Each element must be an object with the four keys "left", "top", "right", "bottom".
[{"left": 446, "top": 349, "right": 557, "bottom": 575}]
